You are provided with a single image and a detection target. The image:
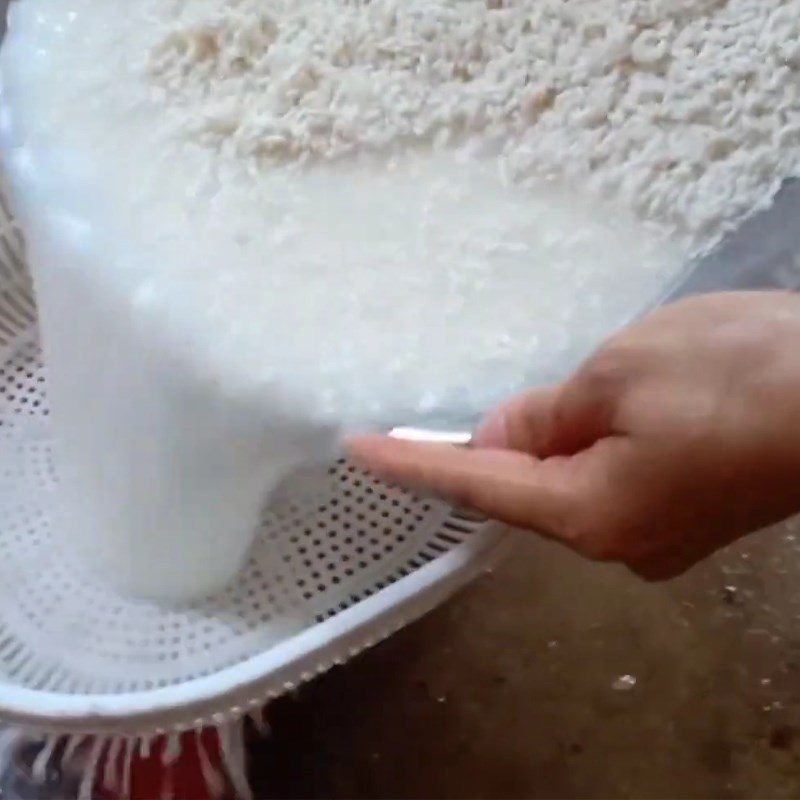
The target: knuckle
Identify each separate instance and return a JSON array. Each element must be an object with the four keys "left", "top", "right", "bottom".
[
  {"left": 565, "top": 509, "right": 631, "bottom": 562},
  {"left": 578, "top": 344, "right": 636, "bottom": 395},
  {"left": 563, "top": 519, "right": 607, "bottom": 560},
  {"left": 442, "top": 472, "right": 492, "bottom": 513}
]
